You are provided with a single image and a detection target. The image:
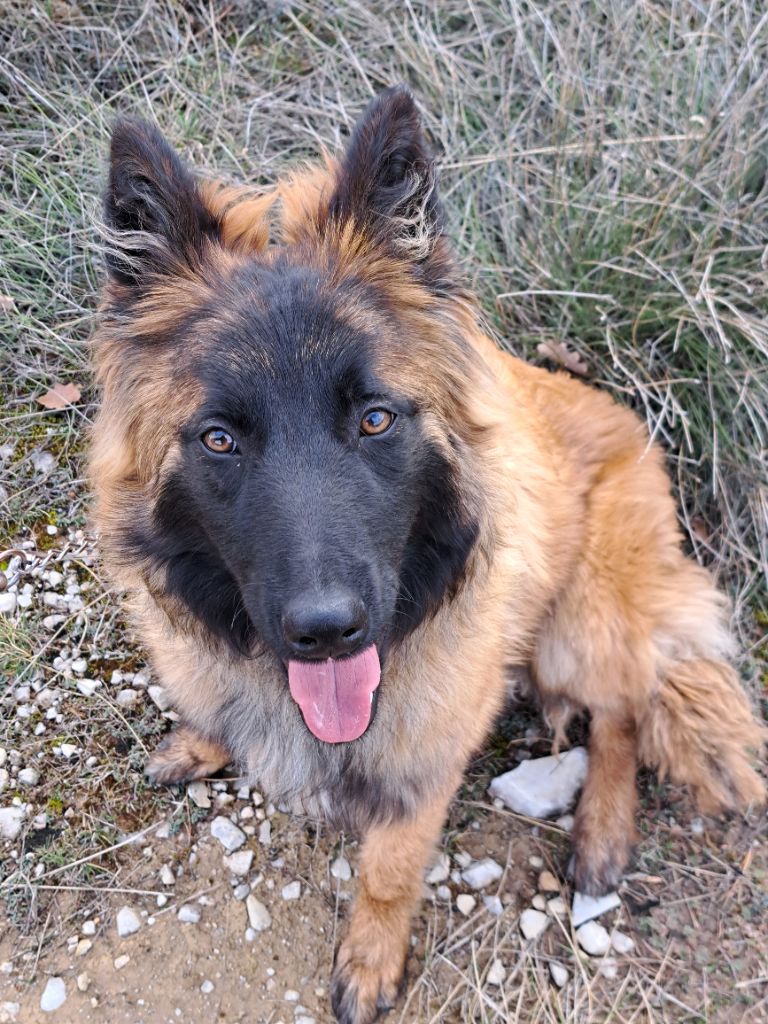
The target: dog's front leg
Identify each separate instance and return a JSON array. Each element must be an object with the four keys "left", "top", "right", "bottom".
[{"left": 330, "top": 781, "right": 457, "bottom": 1024}]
